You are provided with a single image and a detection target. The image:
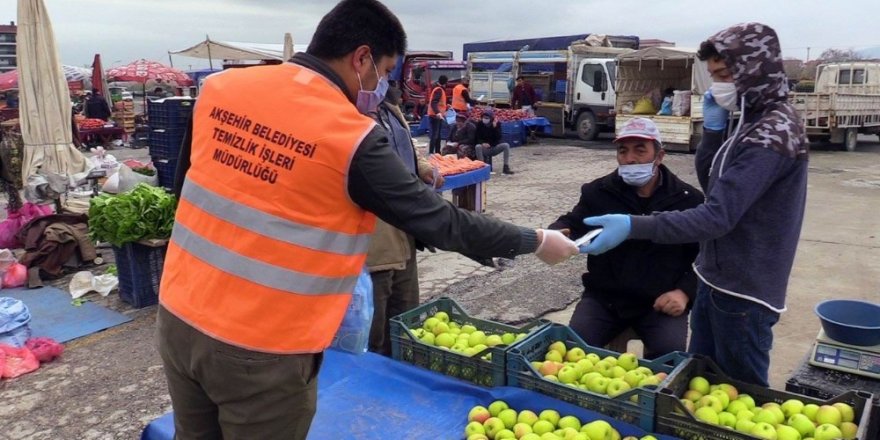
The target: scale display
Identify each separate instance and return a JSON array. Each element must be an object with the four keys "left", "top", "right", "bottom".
[{"left": 809, "top": 330, "right": 880, "bottom": 379}]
